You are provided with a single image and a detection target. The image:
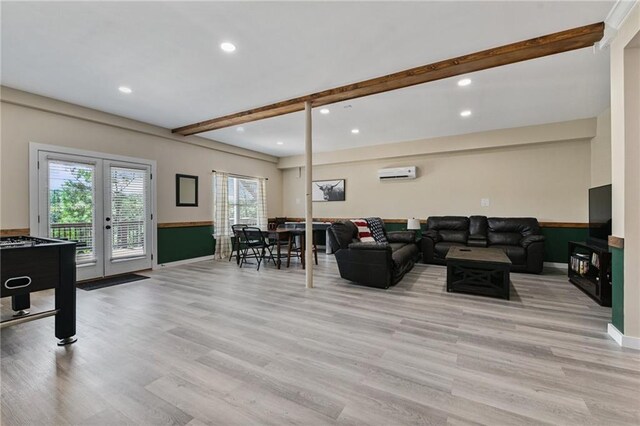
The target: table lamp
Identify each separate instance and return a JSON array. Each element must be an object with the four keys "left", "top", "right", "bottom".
[{"left": 407, "top": 218, "right": 421, "bottom": 231}]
